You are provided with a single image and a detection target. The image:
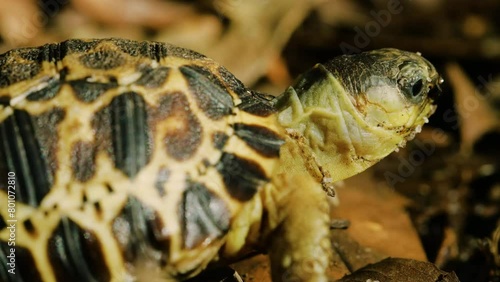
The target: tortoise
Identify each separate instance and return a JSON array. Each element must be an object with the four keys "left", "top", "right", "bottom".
[{"left": 0, "top": 38, "right": 441, "bottom": 282}]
